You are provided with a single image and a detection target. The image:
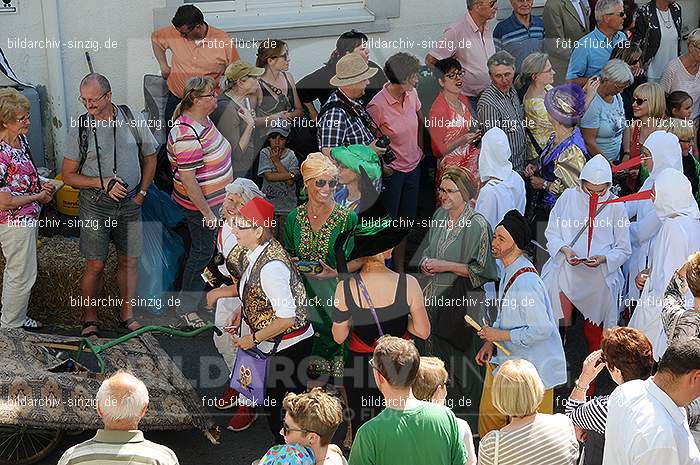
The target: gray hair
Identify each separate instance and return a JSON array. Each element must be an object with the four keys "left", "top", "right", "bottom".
[
  {"left": 487, "top": 51, "right": 516, "bottom": 71},
  {"left": 466, "top": 0, "right": 480, "bottom": 9},
  {"left": 601, "top": 59, "right": 634, "bottom": 85},
  {"left": 225, "top": 178, "right": 266, "bottom": 203},
  {"left": 688, "top": 28, "right": 700, "bottom": 49},
  {"left": 595, "top": 0, "right": 623, "bottom": 23},
  {"left": 96, "top": 371, "right": 149, "bottom": 422},
  {"left": 514, "top": 52, "right": 550, "bottom": 89},
  {"left": 80, "top": 73, "right": 111, "bottom": 94}
]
